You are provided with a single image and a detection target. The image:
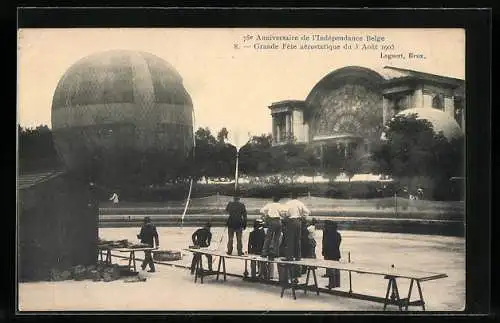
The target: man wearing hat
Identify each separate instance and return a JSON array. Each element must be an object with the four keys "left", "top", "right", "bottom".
[
  {"left": 225, "top": 195, "right": 248, "bottom": 256},
  {"left": 137, "top": 216, "right": 160, "bottom": 272},
  {"left": 248, "top": 219, "right": 266, "bottom": 279}
]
